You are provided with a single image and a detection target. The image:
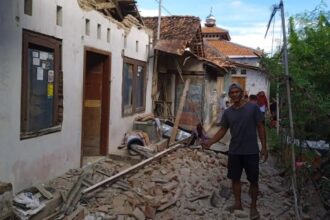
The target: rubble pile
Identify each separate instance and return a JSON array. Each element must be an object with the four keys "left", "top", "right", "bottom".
[
  {"left": 46, "top": 147, "right": 311, "bottom": 219},
  {"left": 16, "top": 145, "right": 327, "bottom": 219}
]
